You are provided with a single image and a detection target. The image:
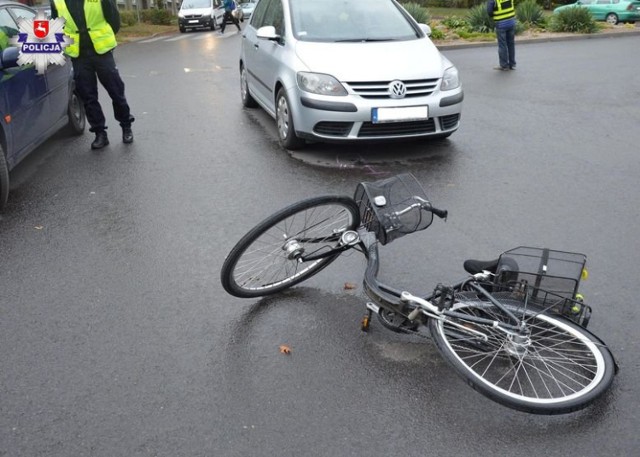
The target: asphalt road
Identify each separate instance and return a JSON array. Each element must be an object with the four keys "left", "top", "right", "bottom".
[{"left": 1, "top": 30, "right": 639, "bottom": 456}]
